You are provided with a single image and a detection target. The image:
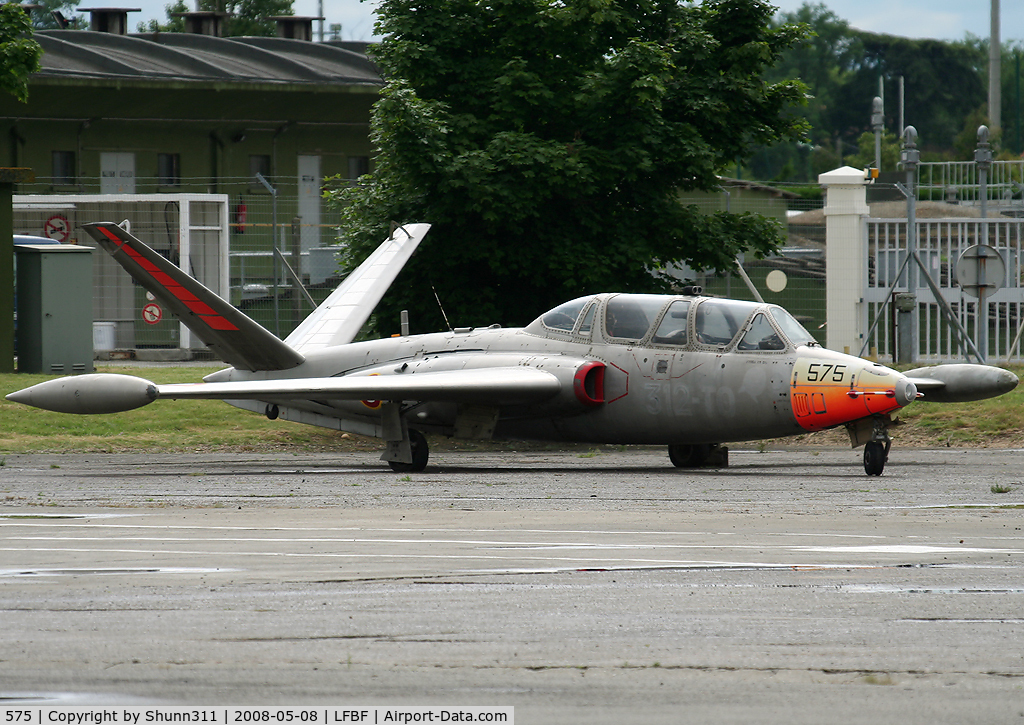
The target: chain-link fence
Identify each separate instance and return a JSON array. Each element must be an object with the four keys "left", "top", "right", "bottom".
[
  {"left": 13, "top": 193, "right": 228, "bottom": 351},
  {"left": 12, "top": 182, "right": 830, "bottom": 354}
]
